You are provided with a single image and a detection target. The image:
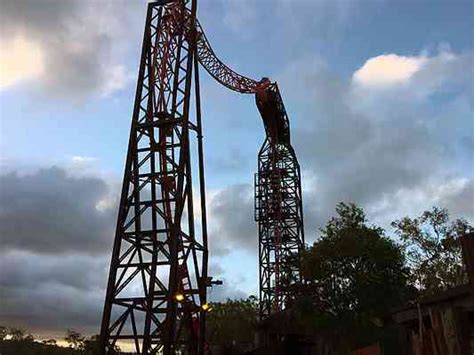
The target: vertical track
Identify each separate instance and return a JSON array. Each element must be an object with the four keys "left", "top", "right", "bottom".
[
  {"left": 100, "top": 1, "right": 208, "bottom": 353},
  {"left": 255, "top": 142, "right": 304, "bottom": 318},
  {"left": 255, "top": 85, "right": 305, "bottom": 319}
]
